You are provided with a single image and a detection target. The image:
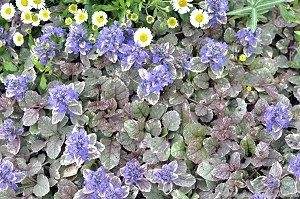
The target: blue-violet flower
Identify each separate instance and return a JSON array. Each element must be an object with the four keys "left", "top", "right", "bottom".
[
  {"left": 4, "top": 74, "right": 30, "bottom": 101},
  {"left": 236, "top": 28, "right": 261, "bottom": 56},
  {"left": 200, "top": 38, "right": 228, "bottom": 76},
  {"left": 0, "top": 159, "right": 25, "bottom": 191},
  {"left": 206, "top": 0, "right": 229, "bottom": 26},
  {"left": 0, "top": 119, "right": 24, "bottom": 141}
]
